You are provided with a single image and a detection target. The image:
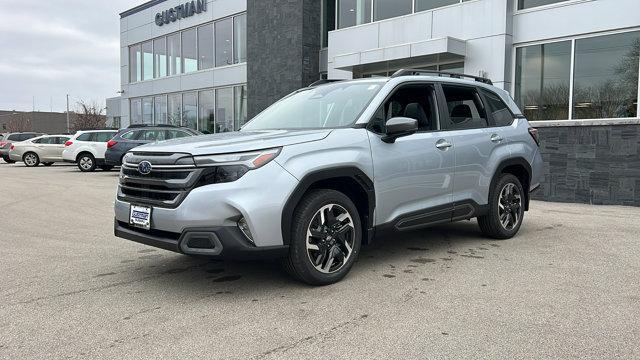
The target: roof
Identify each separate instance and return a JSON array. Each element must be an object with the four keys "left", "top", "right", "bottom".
[{"left": 120, "top": 0, "right": 168, "bottom": 19}]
